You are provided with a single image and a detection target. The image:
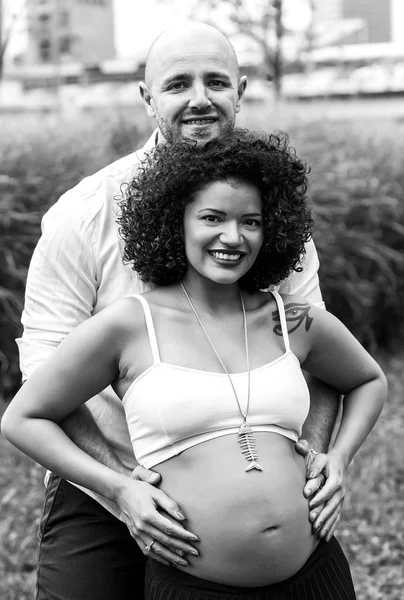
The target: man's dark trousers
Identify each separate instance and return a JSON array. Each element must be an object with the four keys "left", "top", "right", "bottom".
[{"left": 36, "top": 474, "right": 146, "bottom": 599}]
